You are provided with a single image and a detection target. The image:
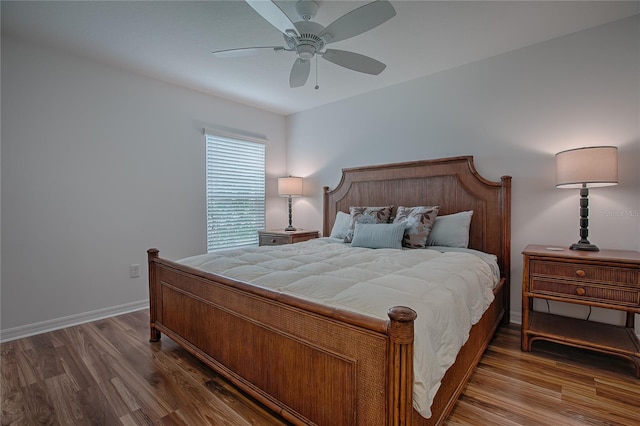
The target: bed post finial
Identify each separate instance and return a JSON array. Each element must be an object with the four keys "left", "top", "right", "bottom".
[
  {"left": 388, "top": 306, "right": 416, "bottom": 425},
  {"left": 500, "top": 175, "right": 512, "bottom": 324},
  {"left": 323, "top": 186, "right": 331, "bottom": 237},
  {"left": 148, "top": 248, "right": 161, "bottom": 342}
]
